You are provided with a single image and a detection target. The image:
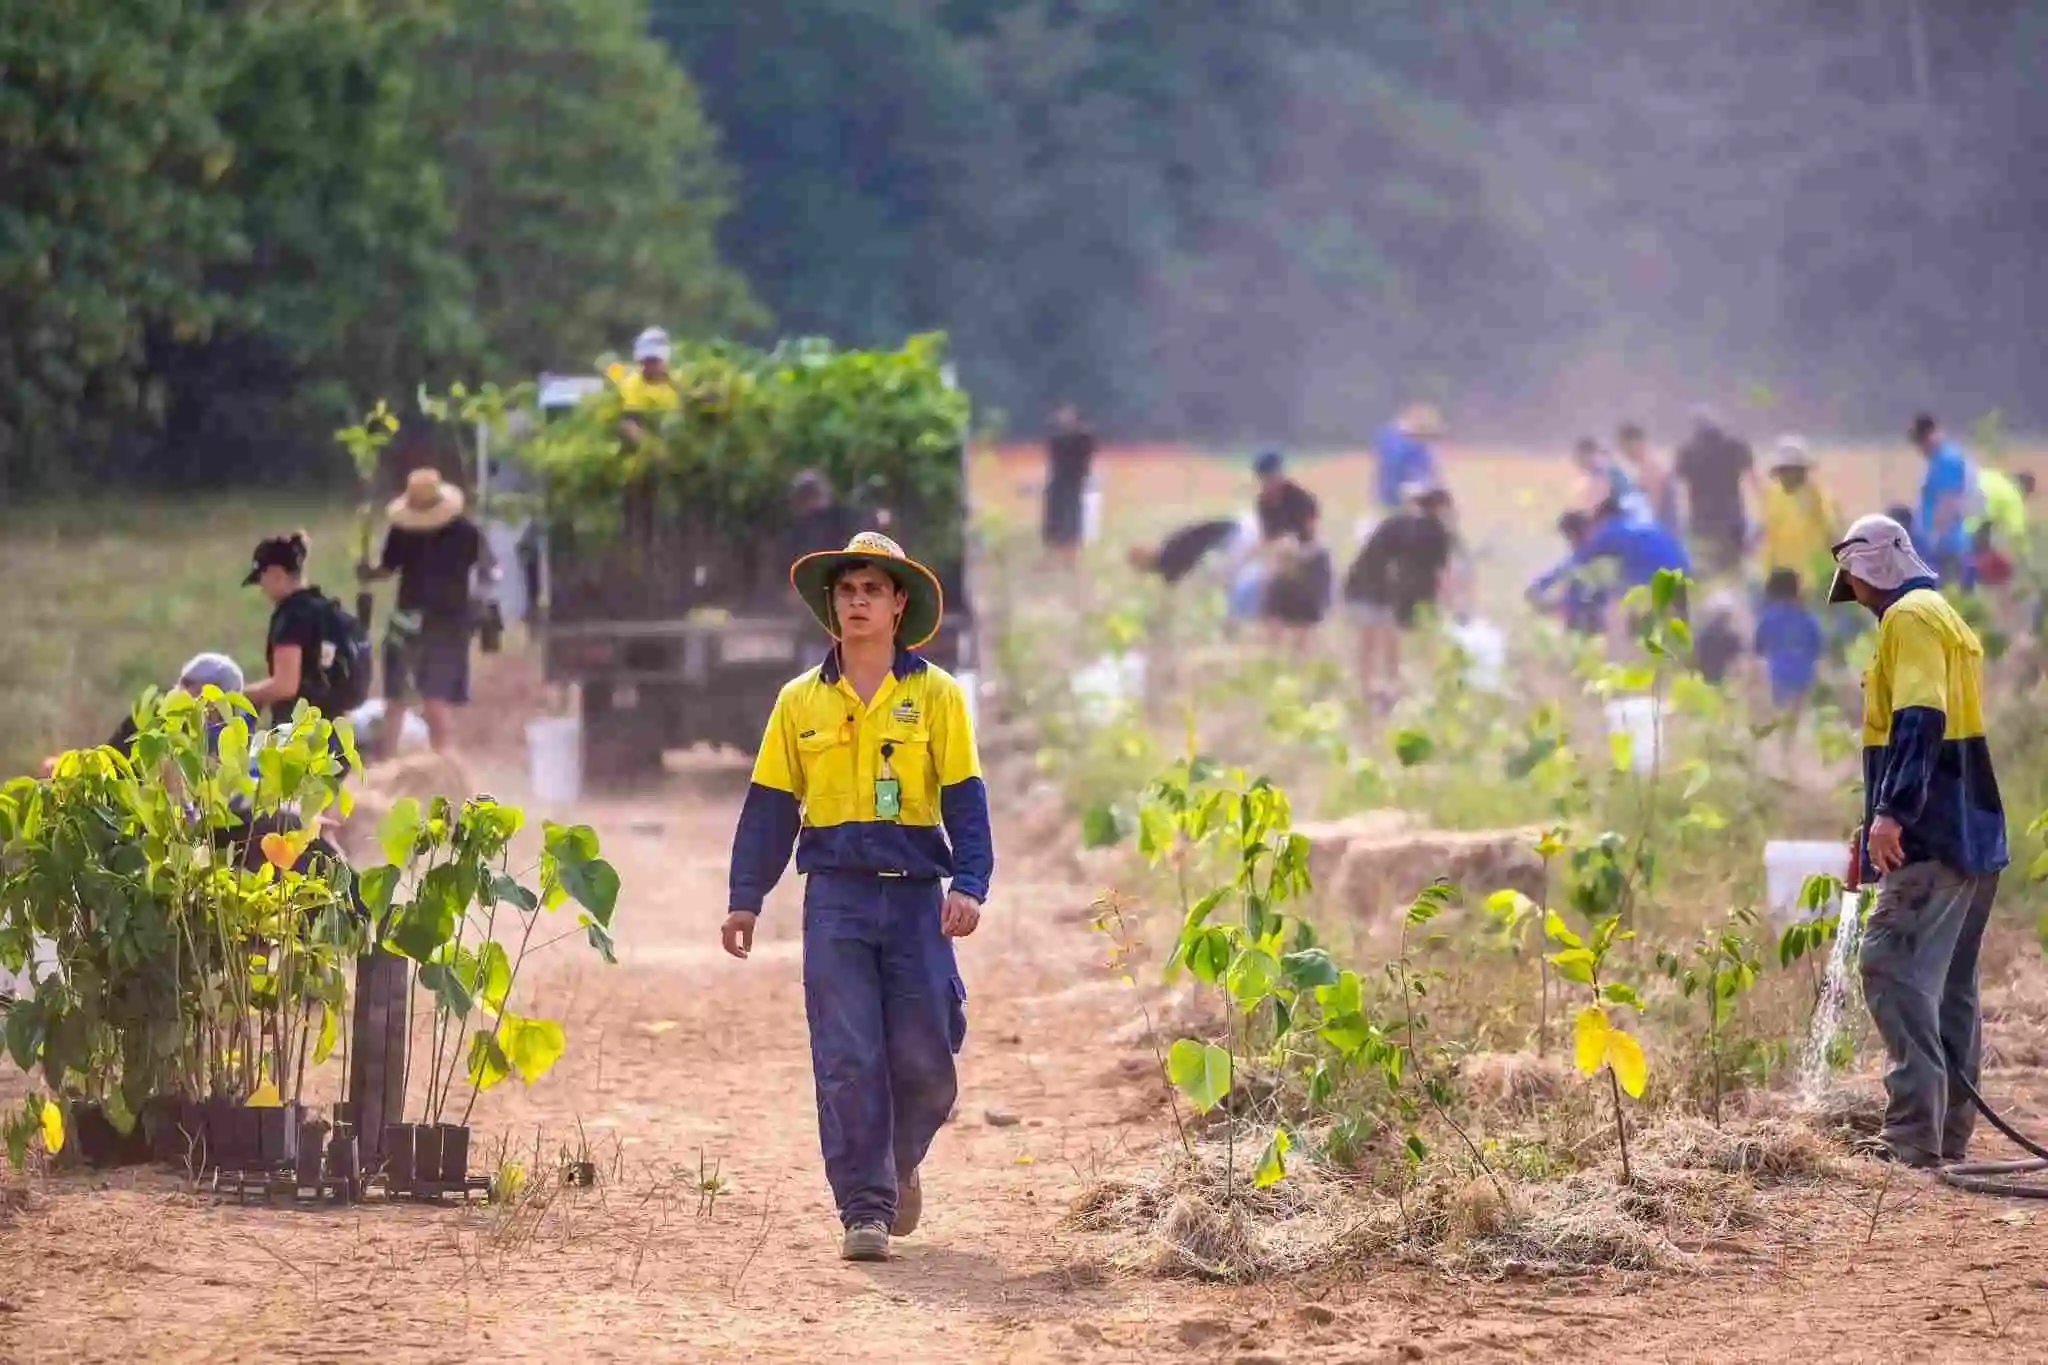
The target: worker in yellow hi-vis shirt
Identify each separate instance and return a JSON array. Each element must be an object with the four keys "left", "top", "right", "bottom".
[
  {"left": 722, "top": 532, "right": 992, "bottom": 1264},
  {"left": 1830, "top": 513, "right": 2006, "bottom": 1170},
  {"left": 608, "top": 326, "right": 680, "bottom": 445}
]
